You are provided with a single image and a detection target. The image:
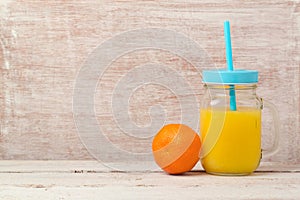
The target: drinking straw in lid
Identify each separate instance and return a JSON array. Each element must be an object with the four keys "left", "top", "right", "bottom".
[{"left": 224, "top": 21, "right": 237, "bottom": 111}]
